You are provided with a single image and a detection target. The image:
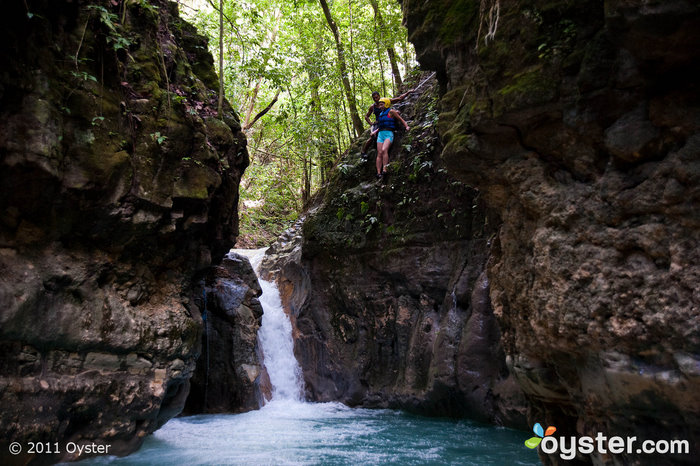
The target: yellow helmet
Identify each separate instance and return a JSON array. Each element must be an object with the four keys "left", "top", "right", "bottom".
[{"left": 379, "top": 98, "right": 391, "bottom": 108}]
